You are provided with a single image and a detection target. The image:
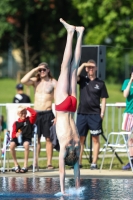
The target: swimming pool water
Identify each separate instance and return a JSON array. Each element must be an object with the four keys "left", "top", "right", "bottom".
[{"left": 0, "top": 177, "right": 133, "bottom": 200}]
